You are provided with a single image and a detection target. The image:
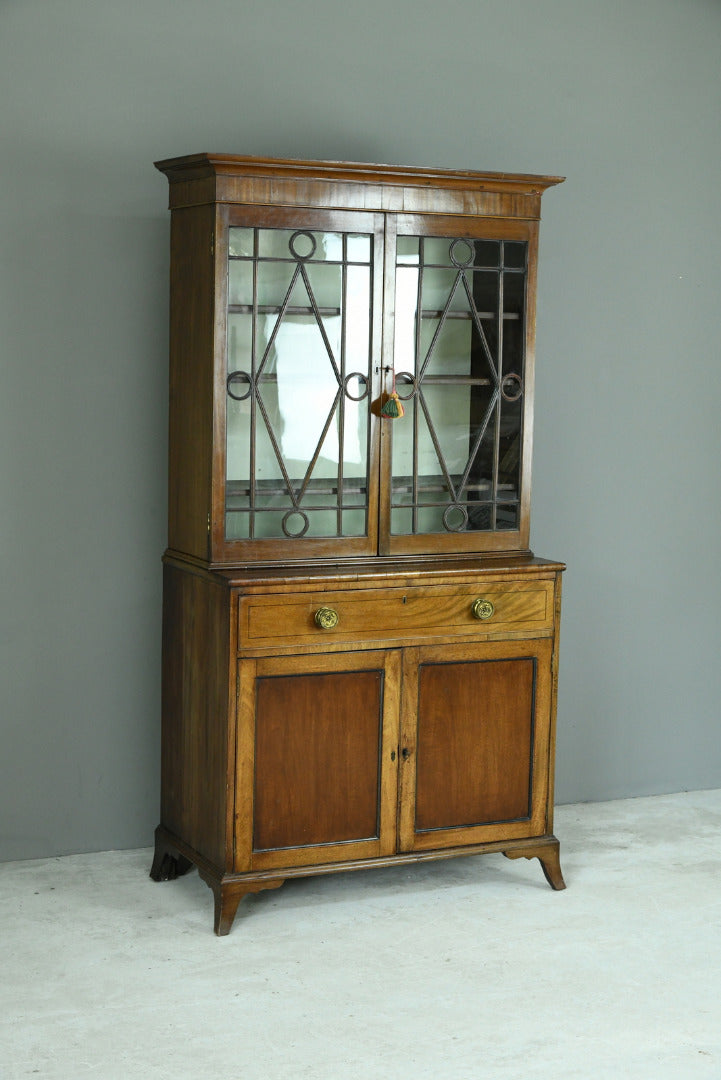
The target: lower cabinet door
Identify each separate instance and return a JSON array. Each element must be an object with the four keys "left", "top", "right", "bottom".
[
  {"left": 398, "top": 639, "right": 554, "bottom": 851},
  {"left": 235, "top": 649, "right": 401, "bottom": 872}
]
